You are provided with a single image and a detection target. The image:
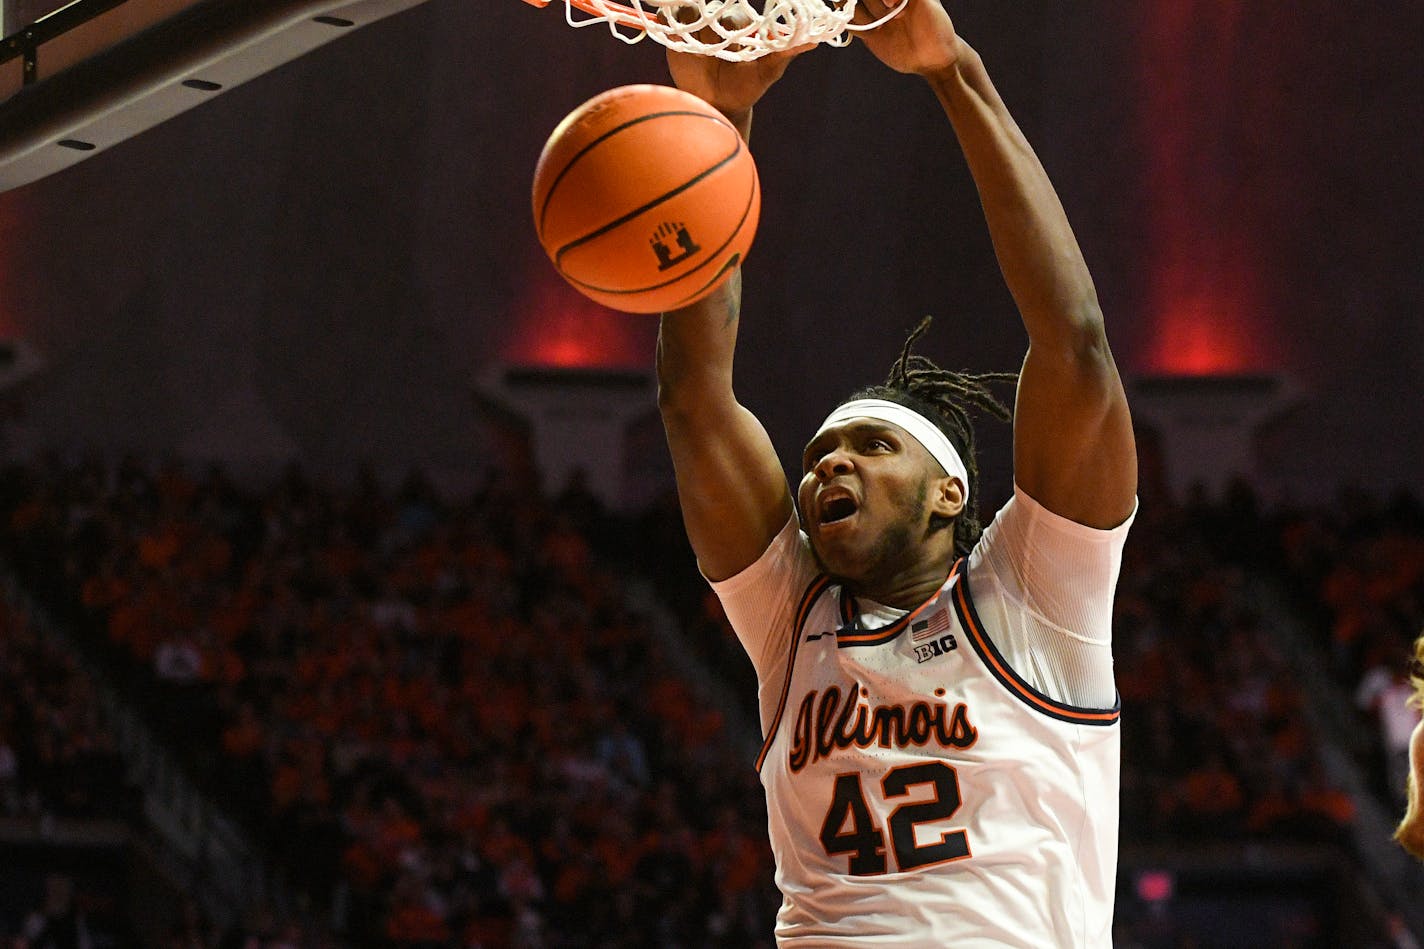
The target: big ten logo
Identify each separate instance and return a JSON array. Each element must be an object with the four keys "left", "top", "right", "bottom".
[
  {"left": 650, "top": 221, "right": 701, "bottom": 271},
  {"left": 914, "top": 634, "right": 958, "bottom": 664}
]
